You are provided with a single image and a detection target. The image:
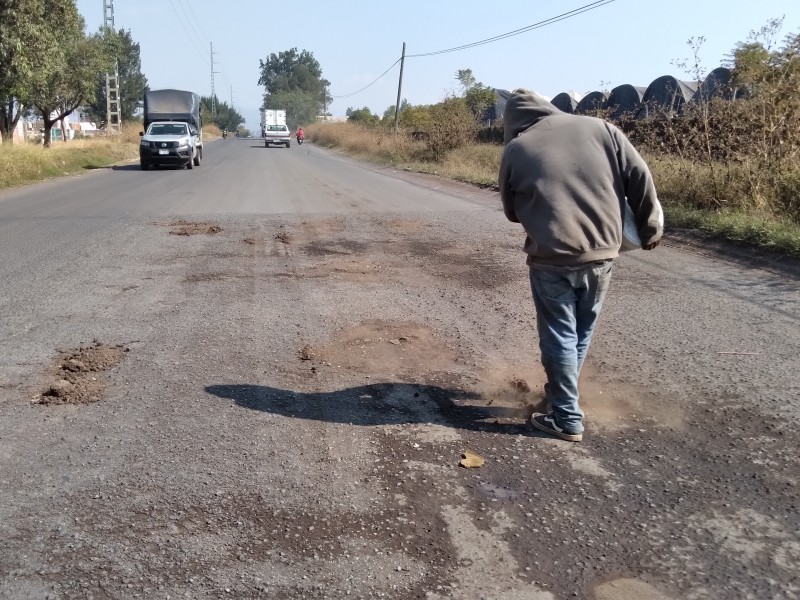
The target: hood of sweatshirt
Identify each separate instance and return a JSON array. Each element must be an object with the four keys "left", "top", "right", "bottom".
[{"left": 503, "top": 89, "right": 564, "bottom": 145}]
